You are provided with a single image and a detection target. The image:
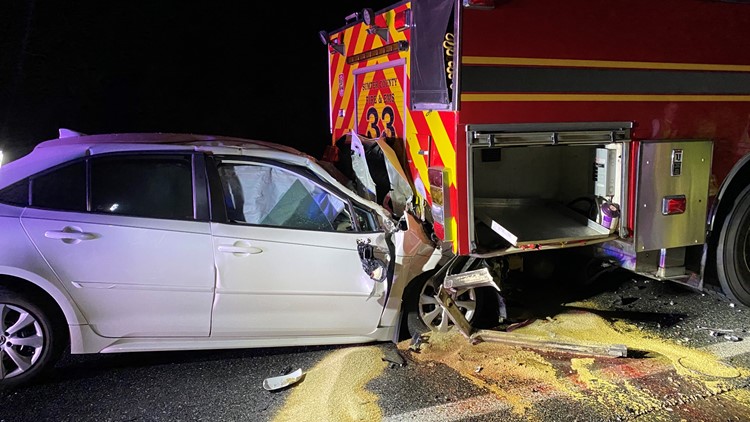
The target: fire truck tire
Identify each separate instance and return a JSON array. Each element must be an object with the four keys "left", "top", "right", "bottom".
[{"left": 717, "top": 184, "right": 750, "bottom": 307}]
